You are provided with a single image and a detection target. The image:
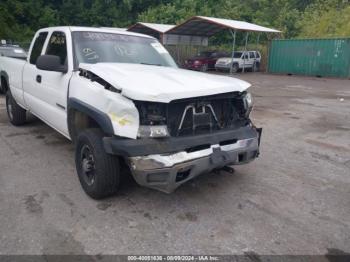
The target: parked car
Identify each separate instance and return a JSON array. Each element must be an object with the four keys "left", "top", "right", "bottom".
[
  {"left": 184, "top": 51, "right": 229, "bottom": 72},
  {"left": 0, "top": 45, "right": 27, "bottom": 60},
  {"left": 215, "top": 51, "right": 261, "bottom": 73},
  {"left": 0, "top": 27, "right": 261, "bottom": 199}
]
